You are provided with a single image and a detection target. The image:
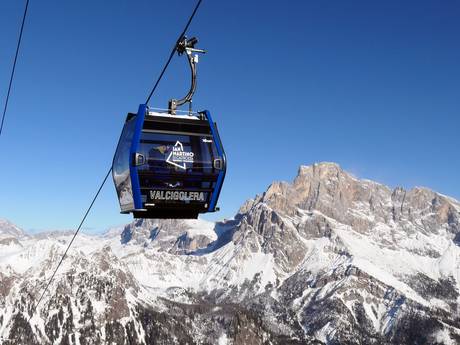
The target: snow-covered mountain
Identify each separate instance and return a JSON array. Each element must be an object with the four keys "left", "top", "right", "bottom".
[{"left": 1, "top": 162, "right": 460, "bottom": 344}]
